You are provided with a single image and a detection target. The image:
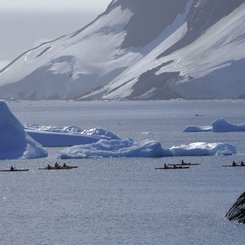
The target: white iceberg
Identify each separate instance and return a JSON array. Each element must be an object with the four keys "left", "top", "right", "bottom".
[
  {"left": 81, "top": 128, "right": 120, "bottom": 140},
  {"left": 170, "top": 142, "right": 236, "bottom": 156},
  {"left": 59, "top": 139, "right": 235, "bottom": 159},
  {"left": 26, "top": 130, "right": 100, "bottom": 147},
  {"left": 24, "top": 123, "right": 120, "bottom": 147},
  {"left": 0, "top": 101, "right": 47, "bottom": 159},
  {"left": 183, "top": 125, "right": 212, "bottom": 132},
  {"left": 59, "top": 139, "right": 172, "bottom": 159},
  {"left": 183, "top": 119, "right": 245, "bottom": 132}
]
